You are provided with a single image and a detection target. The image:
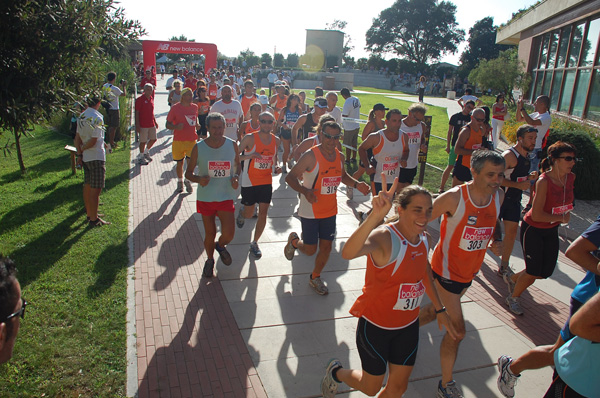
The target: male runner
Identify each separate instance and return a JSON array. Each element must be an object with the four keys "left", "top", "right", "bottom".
[
  {"left": 452, "top": 108, "right": 488, "bottom": 187},
  {"left": 239, "top": 80, "right": 259, "bottom": 120},
  {"left": 291, "top": 97, "right": 328, "bottom": 146},
  {"left": 284, "top": 121, "right": 370, "bottom": 295},
  {"left": 210, "top": 85, "right": 243, "bottom": 141},
  {"left": 236, "top": 111, "right": 282, "bottom": 258},
  {"left": 399, "top": 103, "right": 429, "bottom": 189},
  {"left": 420, "top": 150, "right": 505, "bottom": 398},
  {"left": 497, "top": 125, "right": 538, "bottom": 280}
]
